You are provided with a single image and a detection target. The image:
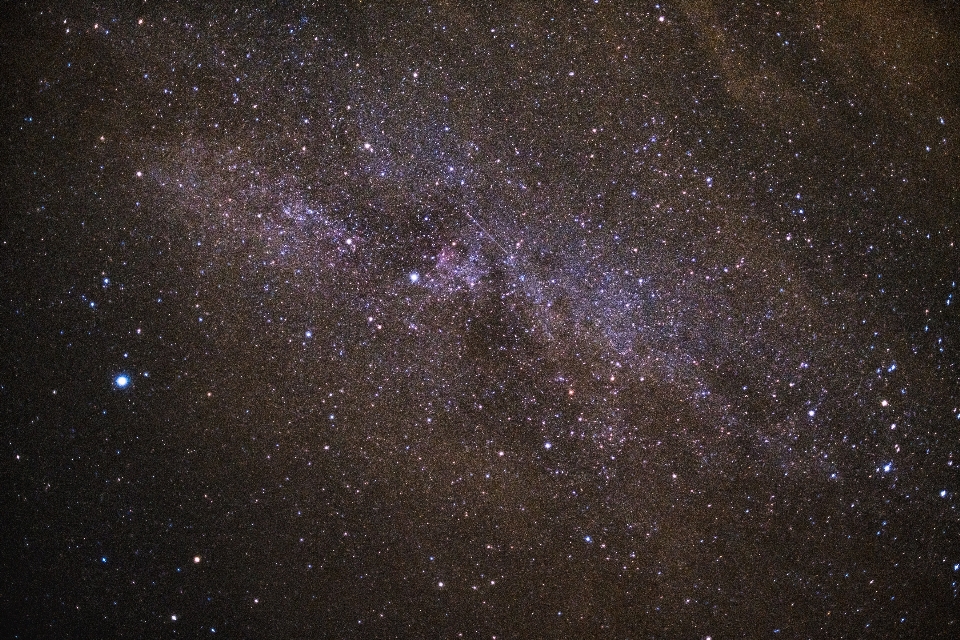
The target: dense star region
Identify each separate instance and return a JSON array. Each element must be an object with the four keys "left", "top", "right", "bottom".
[{"left": 2, "top": 1, "right": 959, "bottom": 637}]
